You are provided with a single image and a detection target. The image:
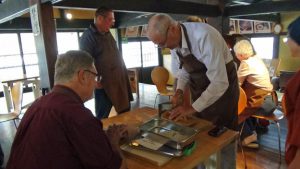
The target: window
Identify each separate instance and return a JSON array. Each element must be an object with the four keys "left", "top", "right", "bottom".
[
  {"left": 141, "top": 41, "right": 159, "bottom": 67},
  {"left": 250, "top": 37, "right": 274, "bottom": 59},
  {"left": 20, "top": 33, "right": 39, "bottom": 77},
  {"left": 122, "top": 40, "right": 159, "bottom": 68},
  {"left": 0, "top": 33, "right": 23, "bottom": 80},
  {"left": 57, "top": 32, "right": 79, "bottom": 54},
  {"left": 122, "top": 42, "right": 141, "bottom": 68},
  {"left": 0, "top": 31, "right": 83, "bottom": 93}
]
